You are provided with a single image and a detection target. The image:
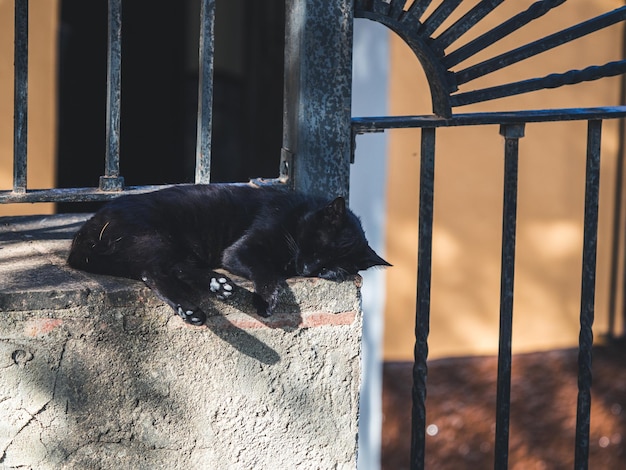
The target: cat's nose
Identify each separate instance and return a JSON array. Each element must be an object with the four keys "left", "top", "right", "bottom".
[{"left": 298, "top": 262, "right": 316, "bottom": 277}]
